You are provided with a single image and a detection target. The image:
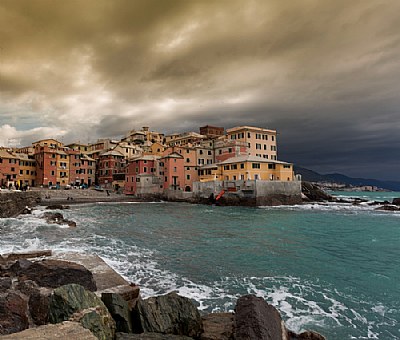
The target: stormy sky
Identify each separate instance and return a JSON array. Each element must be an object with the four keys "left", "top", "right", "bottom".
[{"left": 1, "top": 0, "right": 399, "bottom": 180}]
